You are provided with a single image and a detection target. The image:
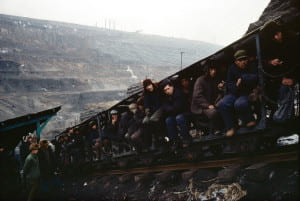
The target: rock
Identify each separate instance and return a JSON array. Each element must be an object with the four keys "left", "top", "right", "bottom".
[
  {"left": 218, "top": 166, "right": 241, "bottom": 183},
  {"left": 134, "top": 173, "right": 152, "bottom": 183},
  {"left": 117, "top": 159, "right": 129, "bottom": 168},
  {"left": 193, "top": 169, "right": 218, "bottom": 182},
  {"left": 244, "top": 163, "right": 271, "bottom": 182},
  {"left": 197, "top": 183, "right": 247, "bottom": 201},
  {"left": 181, "top": 169, "right": 197, "bottom": 182},
  {"left": 247, "top": 0, "right": 300, "bottom": 33},
  {"left": 155, "top": 171, "right": 174, "bottom": 183},
  {"left": 118, "top": 174, "right": 132, "bottom": 183}
]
